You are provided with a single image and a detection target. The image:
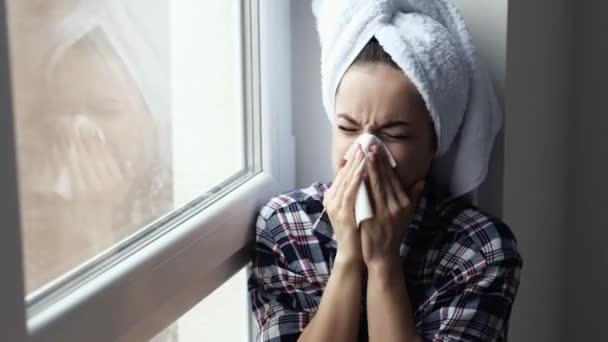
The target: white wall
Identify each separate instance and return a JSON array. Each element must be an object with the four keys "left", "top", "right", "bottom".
[
  {"left": 567, "top": 1, "right": 608, "bottom": 340},
  {"left": 503, "top": 0, "right": 572, "bottom": 341},
  {"left": 291, "top": 0, "right": 333, "bottom": 187},
  {"left": 291, "top": 1, "right": 575, "bottom": 341}
]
